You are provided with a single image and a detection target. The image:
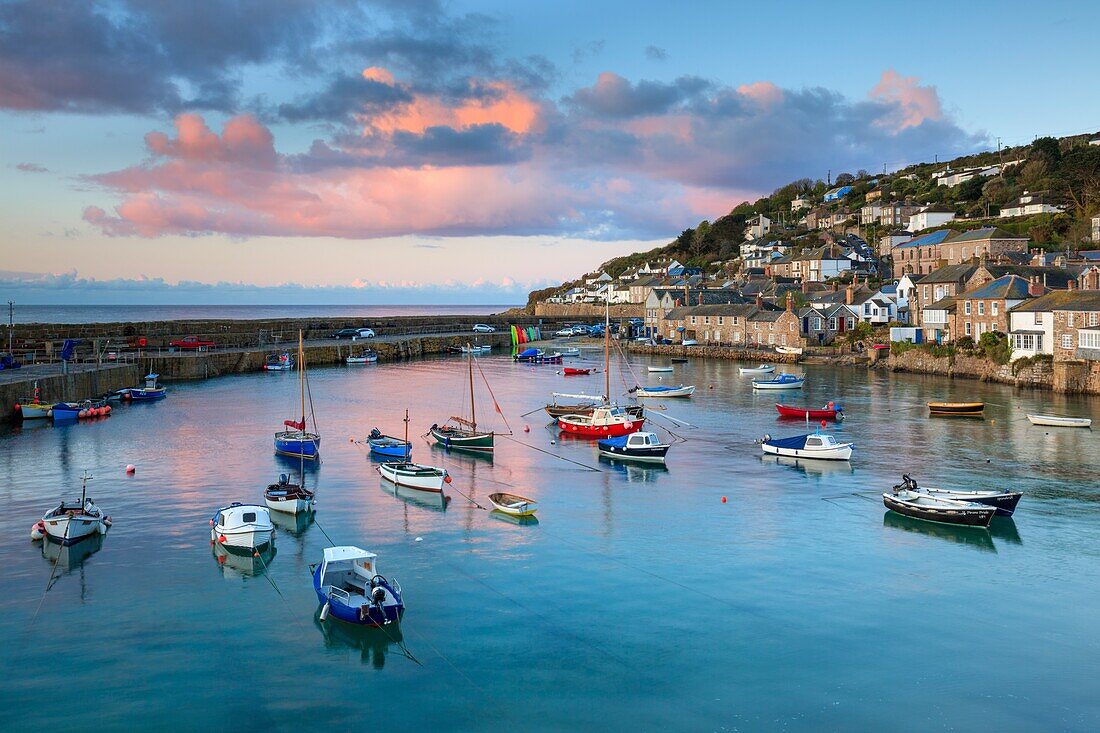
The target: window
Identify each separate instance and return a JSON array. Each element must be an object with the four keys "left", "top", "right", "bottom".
[
  {"left": 1014, "top": 333, "right": 1040, "bottom": 351},
  {"left": 964, "top": 301, "right": 972, "bottom": 315},
  {"left": 243, "top": 512, "right": 256, "bottom": 523},
  {"left": 691, "top": 316, "right": 697, "bottom": 325},
  {"left": 965, "top": 322, "right": 972, "bottom": 336},
  {"left": 1081, "top": 330, "right": 1100, "bottom": 350},
  {"left": 813, "top": 317, "right": 822, "bottom": 330},
  {"left": 1068, "top": 313, "right": 1075, "bottom": 327},
  {"left": 935, "top": 286, "right": 944, "bottom": 301},
  {"left": 977, "top": 302, "right": 985, "bottom": 316},
  {"left": 718, "top": 317, "right": 724, "bottom": 325},
  {"left": 704, "top": 316, "right": 710, "bottom": 325},
  {"left": 1062, "top": 334, "right": 1073, "bottom": 349},
  {"left": 1034, "top": 311, "right": 1042, "bottom": 325},
  {"left": 992, "top": 302, "right": 999, "bottom": 316},
  {"left": 1091, "top": 313, "right": 1099, "bottom": 327},
  {"left": 829, "top": 317, "right": 838, "bottom": 331},
  {"left": 768, "top": 334, "right": 775, "bottom": 344},
  {"left": 846, "top": 318, "right": 855, "bottom": 330}
]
